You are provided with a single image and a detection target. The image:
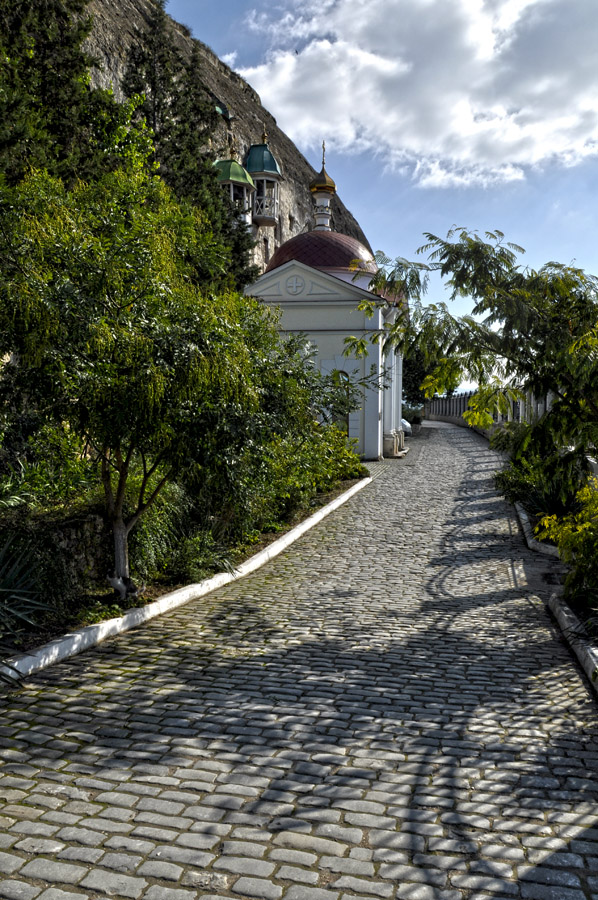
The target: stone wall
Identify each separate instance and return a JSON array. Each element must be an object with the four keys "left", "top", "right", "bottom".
[{"left": 86, "top": 0, "right": 370, "bottom": 274}]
